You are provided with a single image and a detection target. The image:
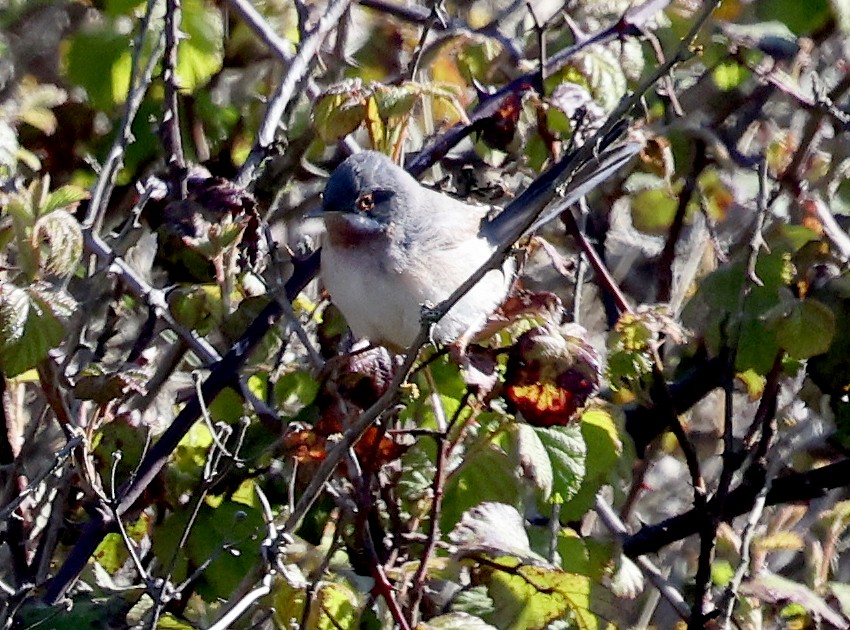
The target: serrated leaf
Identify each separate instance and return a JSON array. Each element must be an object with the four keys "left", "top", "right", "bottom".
[
  {"left": 16, "top": 78, "right": 67, "bottom": 135},
  {"left": 450, "top": 502, "right": 536, "bottom": 560},
  {"left": 560, "top": 407, "right": 624, "bottom": 521},
  {"left": 29, "top": 283, "right": 77, "bottom": 319},
  {"left": 572, "top": 44, "right": 627, "bottom": 111},
  {"left": 33, "top": 209, "right": 83, "bottom": 276},
  {"left": 0, "top": 284, "right": 30, "bottom": 347},
  {"left": 373, "top": 83, "right": 417, "bottom": 119},
  {"left": 774, "top": 299, "right": 835, "bottom": 359},
  {"left": 0, "top": 288, "right": 66, "bottom": 377},
  {"left": 450, "top": 586, "right": 495, "bottom": 618},
  {"left": 482, "top": 556, "right": 597, "bottom": 630},
  {"left": 534, "top": 425, "right": 586, "bottom": 504}
]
